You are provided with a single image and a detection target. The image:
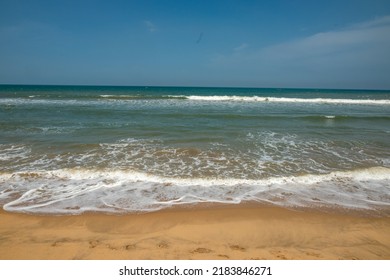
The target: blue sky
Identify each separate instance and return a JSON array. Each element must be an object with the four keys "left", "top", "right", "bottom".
[{"left": 1, "top": 0, "right": 390, "bottom": 89}]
